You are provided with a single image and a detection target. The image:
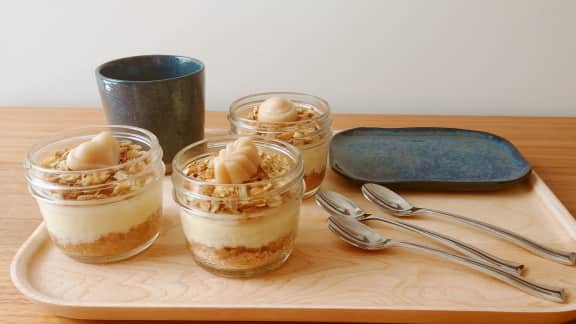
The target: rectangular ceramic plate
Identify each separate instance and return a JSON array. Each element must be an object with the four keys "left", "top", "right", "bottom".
[
  {"left": 330, "top": 127, "right": 532, "bottom": 190},
  {"left": 10, "top": 170, "right": 576, "bottom": 323}
]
